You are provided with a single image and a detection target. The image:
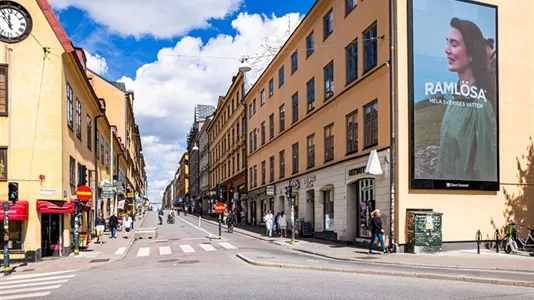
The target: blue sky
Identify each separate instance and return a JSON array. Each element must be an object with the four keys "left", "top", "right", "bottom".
[{"left": 49, "top": 0, "right": 312, "bottom": 201}]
